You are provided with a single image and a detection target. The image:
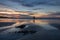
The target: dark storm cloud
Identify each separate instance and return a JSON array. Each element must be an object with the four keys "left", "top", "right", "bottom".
[{"left": 10, "top": 0, "right": 60, "bottom": 7}]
